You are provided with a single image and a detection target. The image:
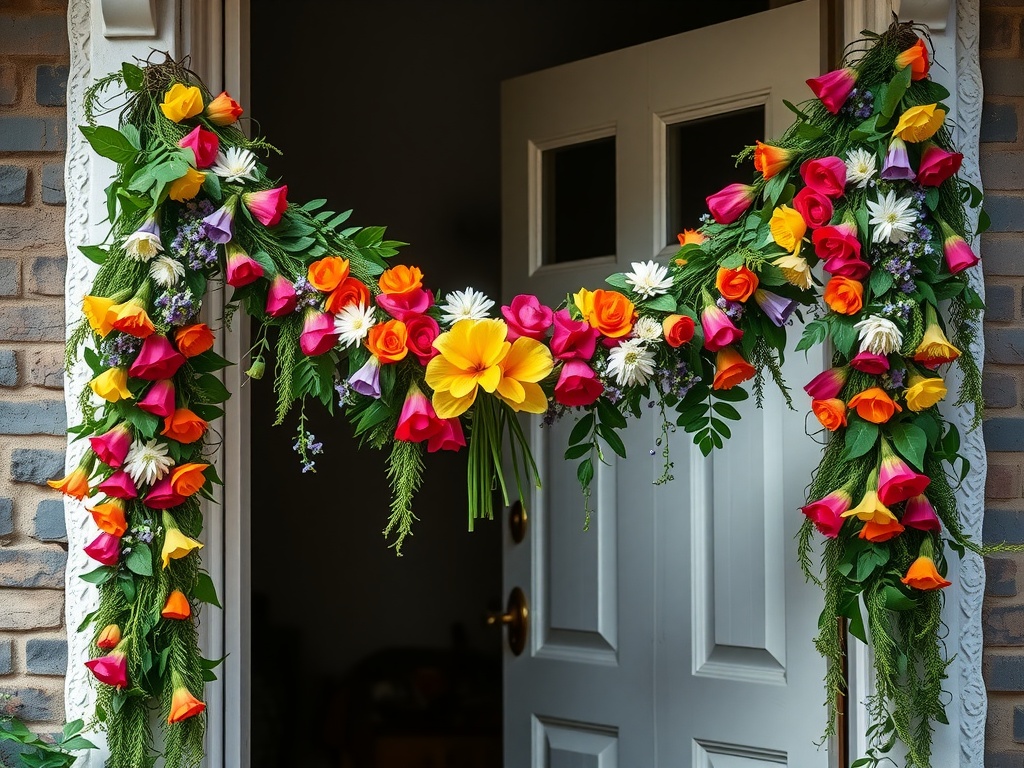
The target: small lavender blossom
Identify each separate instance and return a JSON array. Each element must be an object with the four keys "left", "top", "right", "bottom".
[
  {"left": 335, "top": 380, "right": 354, "bottom": 407},
  {"left": 100, "top": 333, "right": 143, "bottom": 368},
  {"left": 172, "top": 200, "right": 220, "bottom": 271},
  {"left": 887, "top": 368, "right": 907, "bottom": 390},
  {"left": 716, "top": 297, "right": 744, "bottom": 321},
  {"left": 153, "top": 285, "right": 200, "bottom": 326},
  {"left": 294, "top": 277, "right": 321, "bottom": 310},
  {"left": 842, "top": 88, "right": 875, "bottom": 120},
  {"left": 542, "top": 402, "right": 568, "bottom": 427}
]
